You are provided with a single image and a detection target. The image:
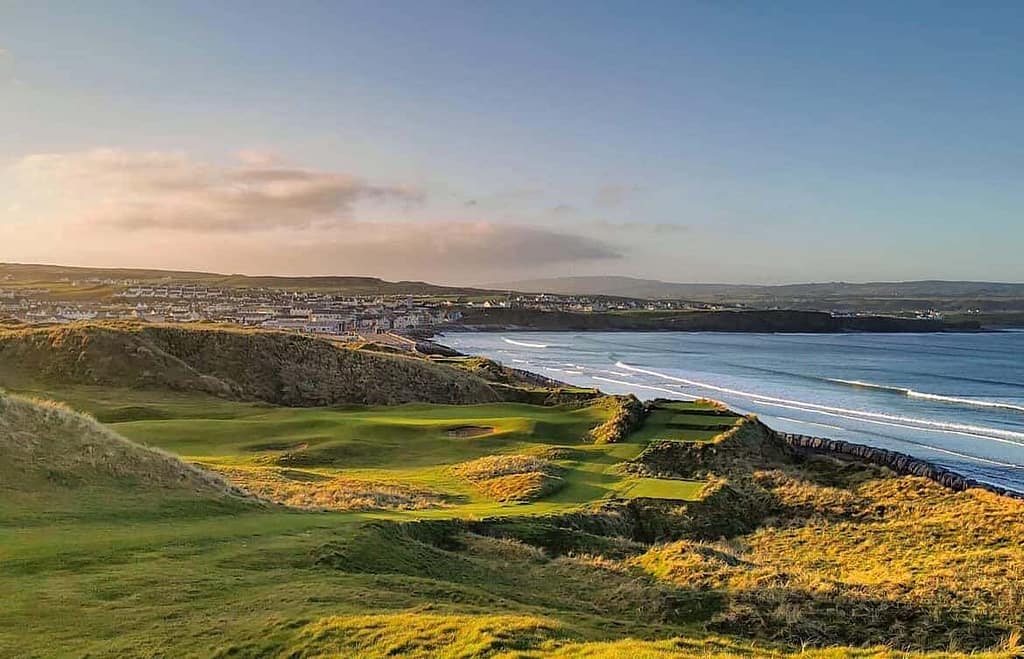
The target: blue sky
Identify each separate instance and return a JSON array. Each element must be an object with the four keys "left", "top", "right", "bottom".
[{"left": 2, "top": 1, "right": 1022, "bottom": 283}]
